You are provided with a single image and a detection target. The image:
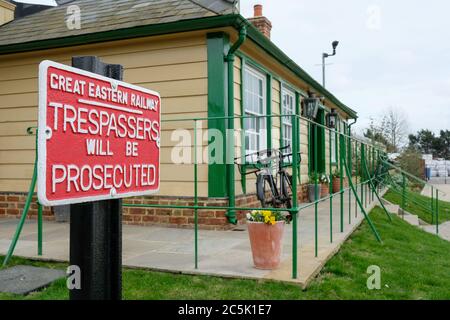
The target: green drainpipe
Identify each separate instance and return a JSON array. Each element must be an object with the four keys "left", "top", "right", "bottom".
[
  {"left": 348, "top": 118, "right": 357, "bottom": 137},
  {"left": 225, "top": 25, "right": 247, "bottom": 224},
  {"left": 348, "top": 118, "right": 357, "bottom": 167}
]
